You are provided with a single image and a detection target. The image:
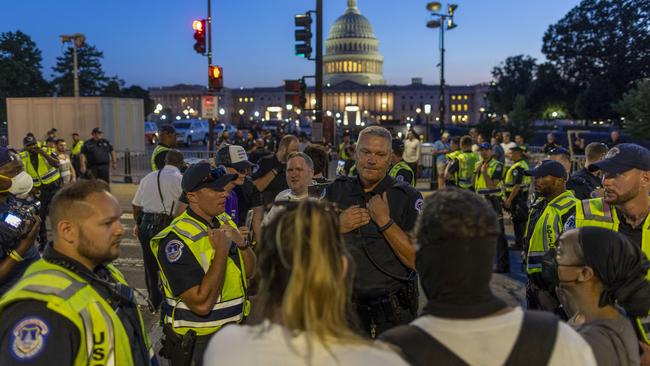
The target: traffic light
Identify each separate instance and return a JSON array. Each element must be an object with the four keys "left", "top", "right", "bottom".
[
  {"left": 284, "top": 79, "right": 307, "bottom": 109},
  {"left": 209, "top": 65, "right": 223, "bottom": 91},
  {"left": 294, "top": 13, "right": 312, "bottom": 58},
  {"left": 193, "top": 19, "right": 206, "bottom": 54}
]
